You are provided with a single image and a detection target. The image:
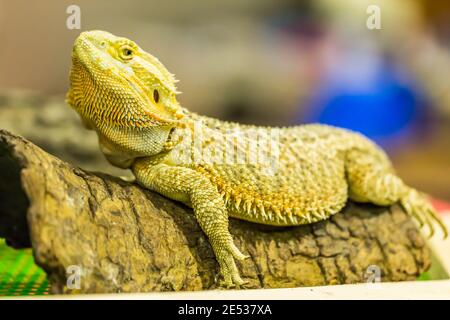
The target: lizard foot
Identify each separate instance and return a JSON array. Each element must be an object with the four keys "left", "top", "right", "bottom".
[
  {"left": 401, "top": 189, "right": 448, "bottom": 239},
  {"left": 213, "top": 239, "right": 249, "bottom": 288}
]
